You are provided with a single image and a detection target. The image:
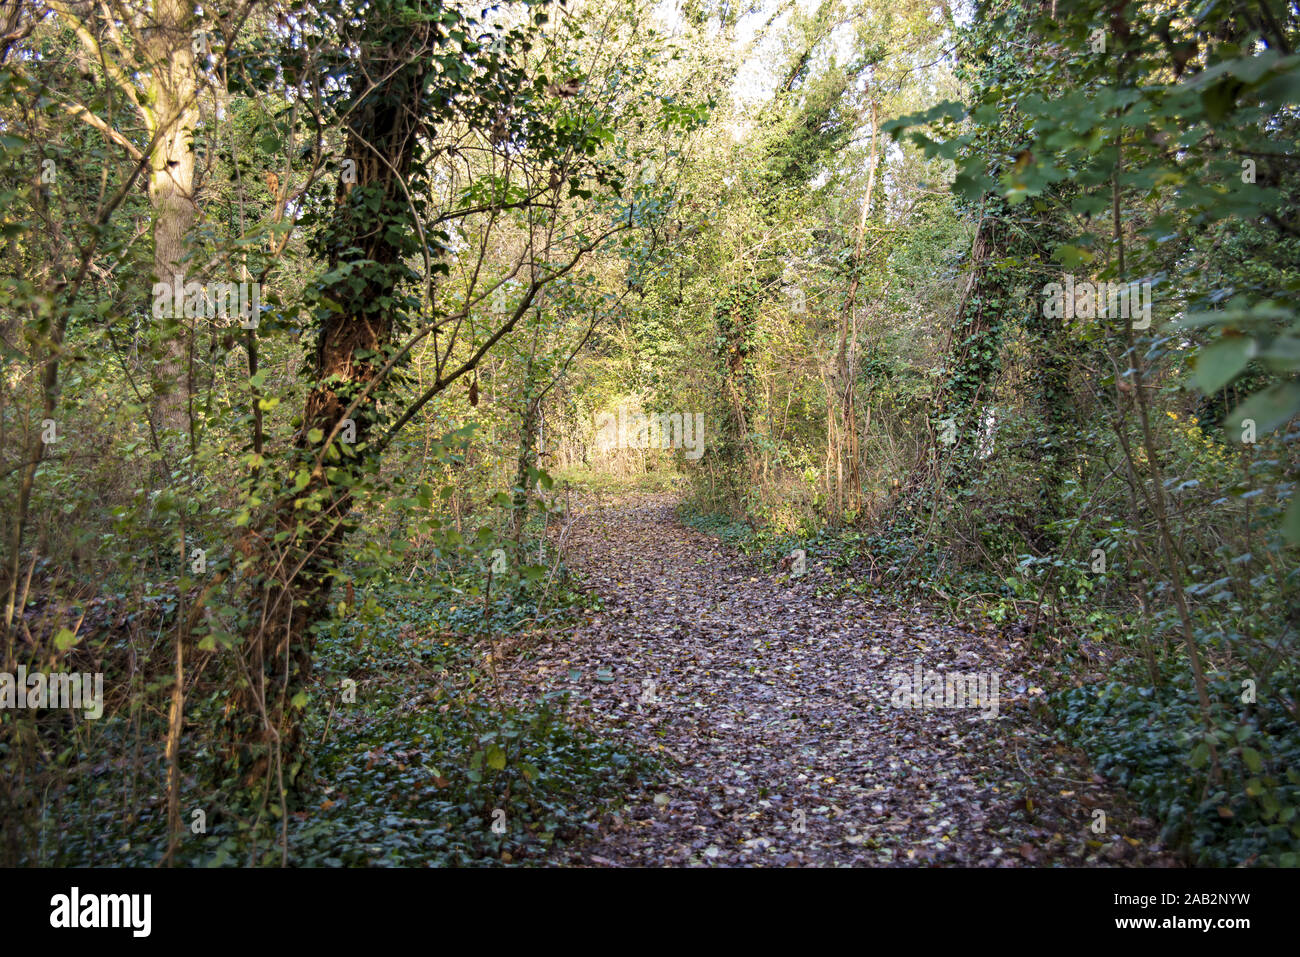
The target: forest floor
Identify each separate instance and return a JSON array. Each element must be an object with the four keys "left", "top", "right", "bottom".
[{"left": 494, "top": 489, "right": 1181, "bottom": 867}]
